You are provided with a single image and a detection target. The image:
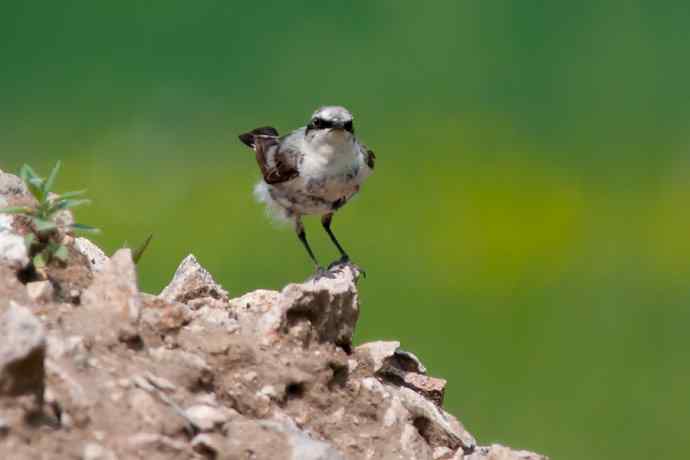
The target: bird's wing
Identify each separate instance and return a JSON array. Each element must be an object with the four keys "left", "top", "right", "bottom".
[
  {"left": 255, "top": 137, "right": 301, "bottom": 185},
  {"left": 359, "top": 143, "right": 376, "bottom": 170},
  {"left": 238, "top": 127, "right": 301, "bottom": 184}
]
